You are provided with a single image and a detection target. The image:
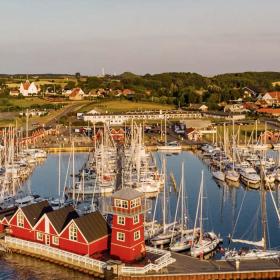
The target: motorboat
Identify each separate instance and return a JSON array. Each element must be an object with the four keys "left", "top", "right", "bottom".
[
  {"left": 240, "top": 167, "right": 261, "bottom": 185},
  {"left": 225, "top": 170, "right": 240, "bottom": 182},
  {"left": 212, "top": 170, "right": 225, "bottom": 182}
]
